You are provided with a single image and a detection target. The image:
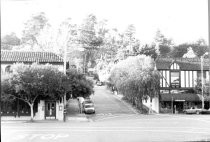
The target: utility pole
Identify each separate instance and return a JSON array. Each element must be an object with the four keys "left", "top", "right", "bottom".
[
  {"left": 63, "top": 45, "right": 67, "bottom": 122},
  {"left": 201, "top": 56, "right": 204, "bottom": 109},
  {"left": 208, "top": 0, "right": 210, "bottom": 101}
]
